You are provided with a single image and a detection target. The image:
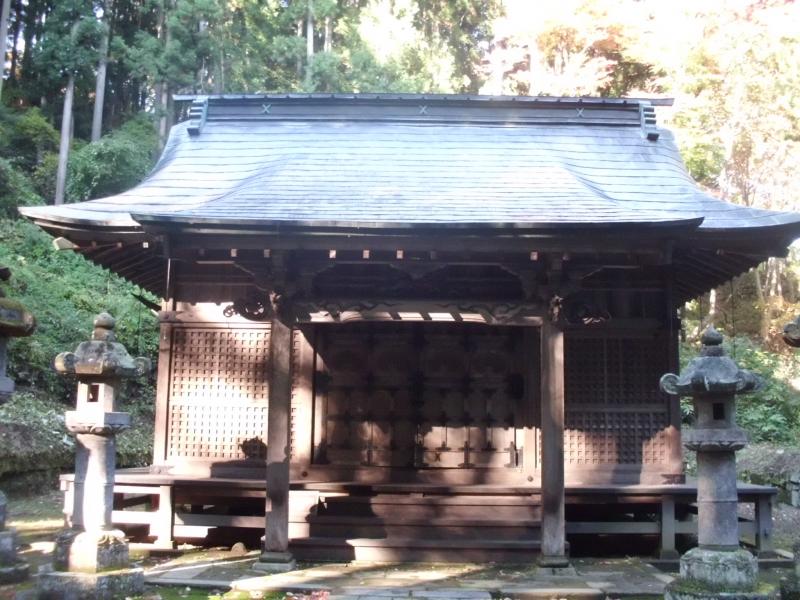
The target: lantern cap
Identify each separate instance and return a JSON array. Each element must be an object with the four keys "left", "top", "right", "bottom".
[
  {"left": 55, "top": 312, "right": 150, "bottom": 380},
  {"left": 660, "top": 327, "right": 761, "bottom": 396}
]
